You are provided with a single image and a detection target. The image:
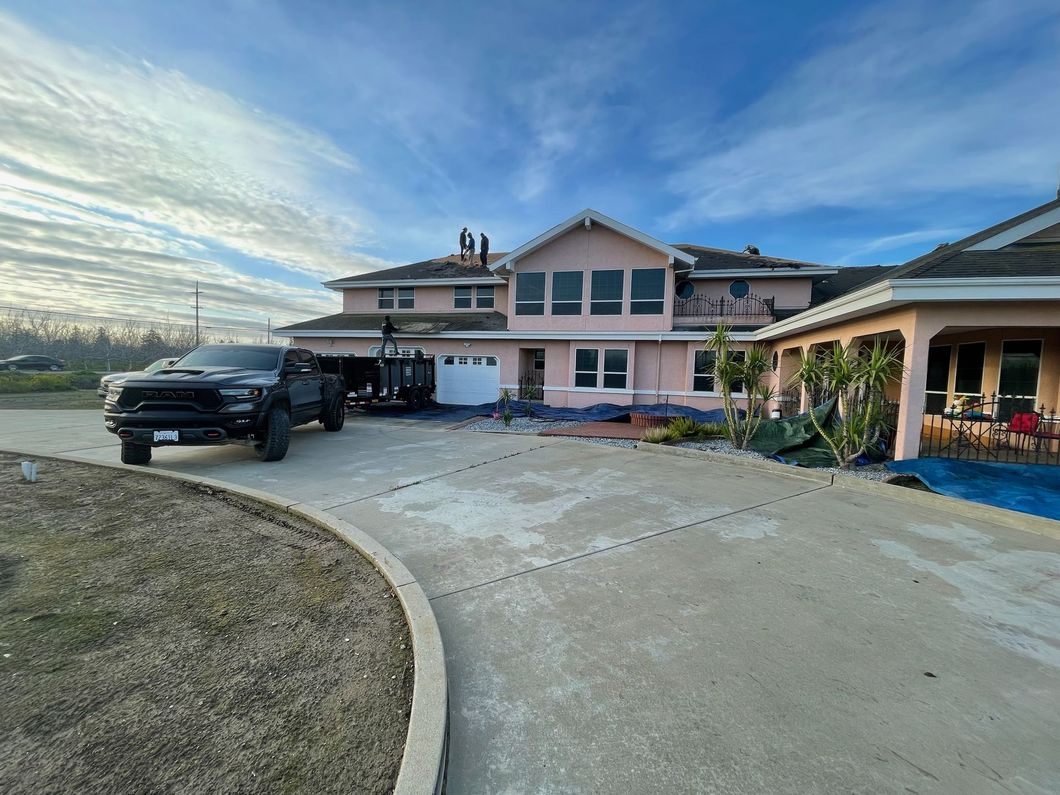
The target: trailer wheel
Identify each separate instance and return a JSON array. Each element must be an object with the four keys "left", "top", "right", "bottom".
[
  {"left": 120, "top": 440, "right": 152, "bottom": 465},
  {"left": 255, "top": 406, "right": 290, "bottom": 461},
  {"left": 406, "top": 389, "right": 421, "bottom": 412},
  {"left": 321, "top": 393, "right": 345, "bottom": 431}
]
